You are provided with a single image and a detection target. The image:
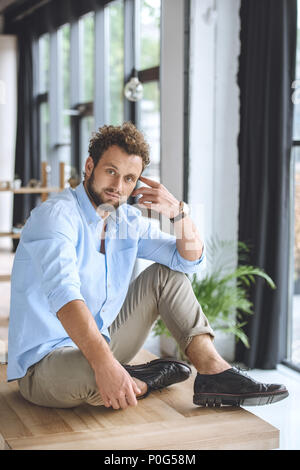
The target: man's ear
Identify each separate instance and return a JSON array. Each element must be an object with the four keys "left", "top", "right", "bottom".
[{"left": 85, "top": 156, "right": 94, "bottom": 178}]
